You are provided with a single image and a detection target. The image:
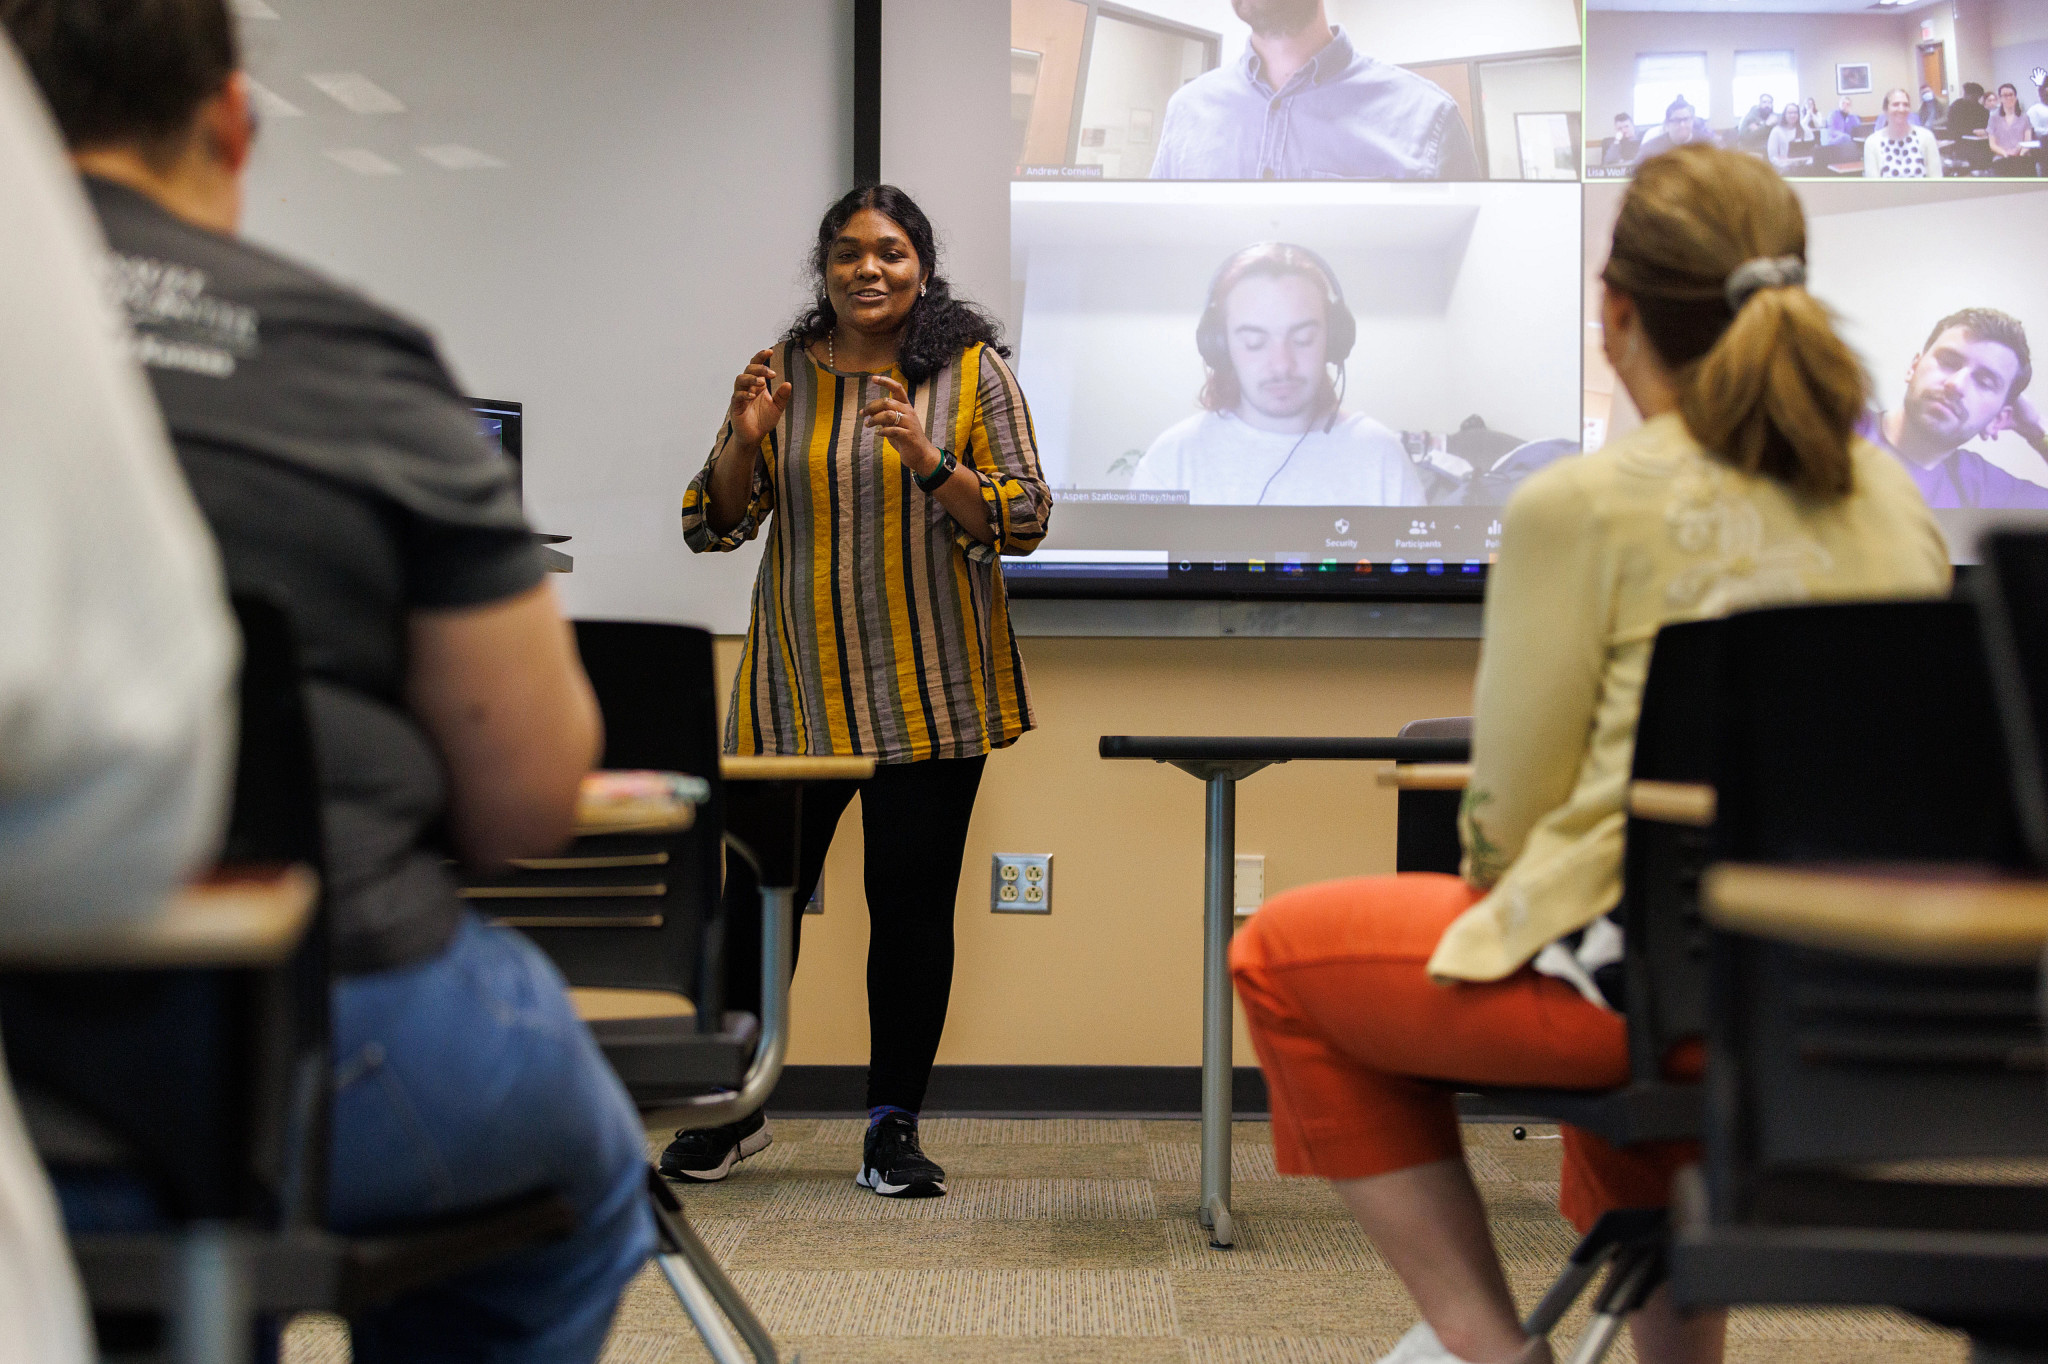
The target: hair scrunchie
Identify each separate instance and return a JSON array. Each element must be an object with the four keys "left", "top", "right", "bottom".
[{"left": 1725, "top": 255, "right": 1807, "bottom": 312}]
